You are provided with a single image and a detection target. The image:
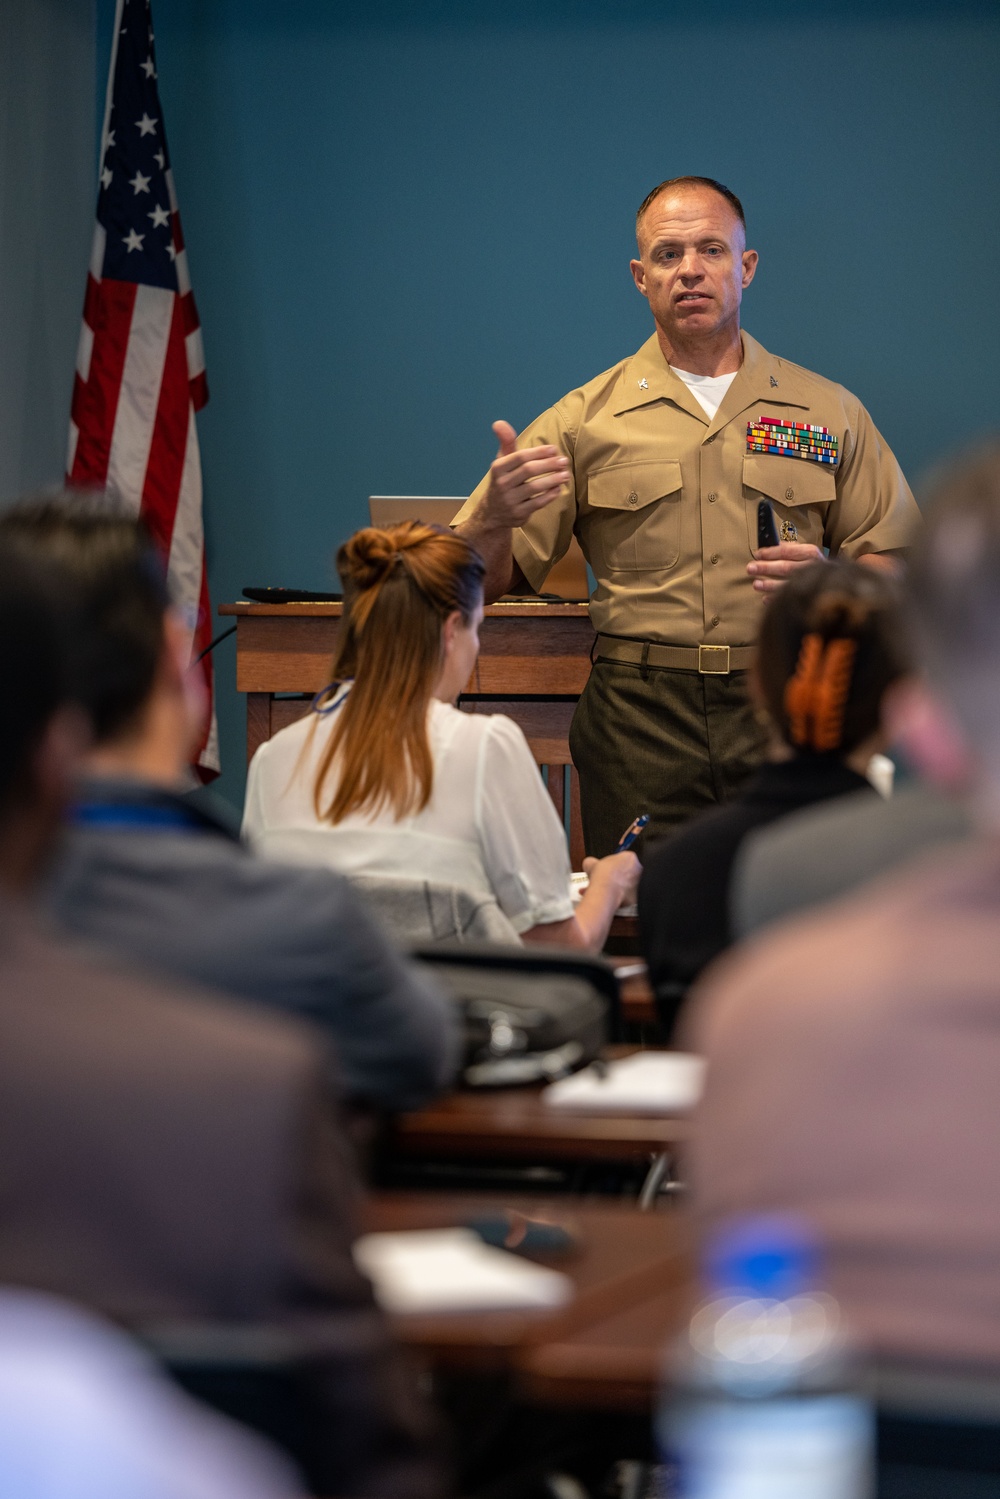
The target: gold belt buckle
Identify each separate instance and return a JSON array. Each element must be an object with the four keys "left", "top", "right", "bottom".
[{"left": 698, "top": 644, "right": 731, "bottom": 675}]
